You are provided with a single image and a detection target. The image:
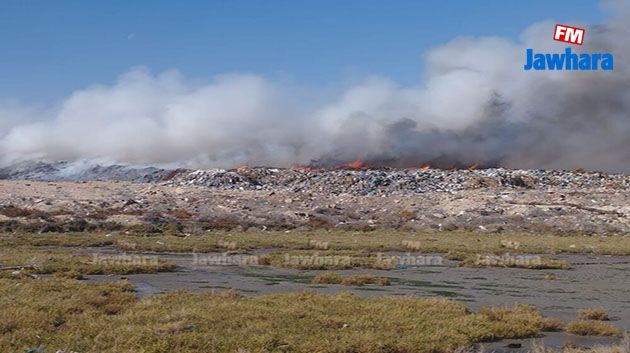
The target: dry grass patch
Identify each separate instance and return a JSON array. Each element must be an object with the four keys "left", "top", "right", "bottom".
[
  {"left": 579, "top": 308, "right": 611, "bottom": 321},
  {"left": 0, "top": 246, "right": 176, "bottom": 276},
  {"left": 312, "top": 272, "right": 391, "bottom": 286},
  {"left": 0, "top": 278, "right": 136, "bottom": 349},
  {"left": 475, "top": 305, "right": 564, "bottom": 340},
  {"left": 565, "top": 320, "right": 622, "bottom": 337},
  {"left": 4, "top": 230, "right": 630, "bottom": 256},
  {"left": 529, "top": 335, "right": 630, "bottom": 353},
  {"left": 0, "top": 278, "right": 563, "bottom": 353},
  {"left": 540, "top": 318, "right": 565, "bottom": 332},
  {"left": 0, "top": 232, "right": 115, "bottom": 248}
]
